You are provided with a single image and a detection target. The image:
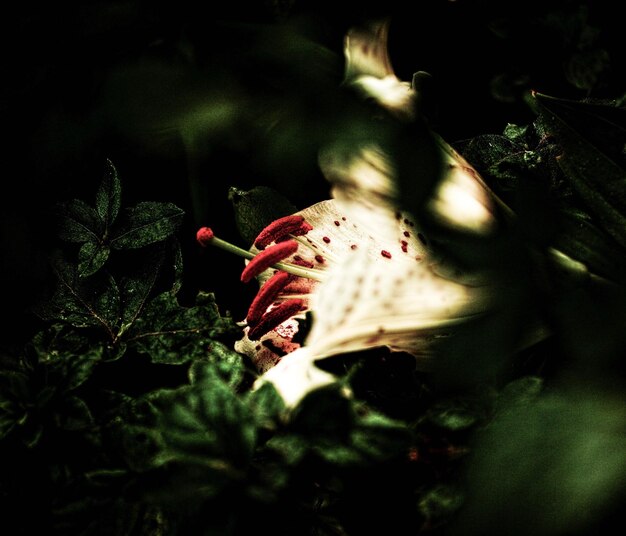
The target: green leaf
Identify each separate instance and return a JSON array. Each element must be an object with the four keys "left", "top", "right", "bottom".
[
  {"left": 169, "top": 238, "right": 184, "bottom": 295},
  {"left": 229, "top": 186, "right": 298, "bottom": 246},
  {"left": 118, "top": 247, "right": 165, "bottom": 329},
  {"left": 246, "top": 382, "right": 286, "bottom": 429},
  {"left": 188, "top": 341, "right": 245, "bottom": 388},
  {"left": 37, "top": 256, "right": 121, "bottom": 337},
  {"left": 127, "top": 291, "right": 238, "bottom": 365},
  {"left": 77, "top": 240, "right": 110, "bottom": 277},
  {"left": 110, "top": 202, "right": 184, "bottom": 250},
  {"left": 95, "top": 159, "right": 122, "bottom": 228},
  {"left": 57, "top": 395, "right": 94, "bottom": 430},
  {"left": 425, "top": 395, "right": 491, "bottom": 431},
  {"left": 117, "top": 380, "right": 256, "bottom": 474},
  {"left": 418, "top": 485, "right": 464, "bottom": 524},
  {"left": 451, "top": 387, "right": 626, "bottom": 536},
  {"left": 532, "top": 92, "right": 626, "bottom": 248},
  {"left": 56, "top": 199, "right": 103, "bottom": 243},
  {"left": 553, "top": 208, "right": 626, "bottom": 281}
]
